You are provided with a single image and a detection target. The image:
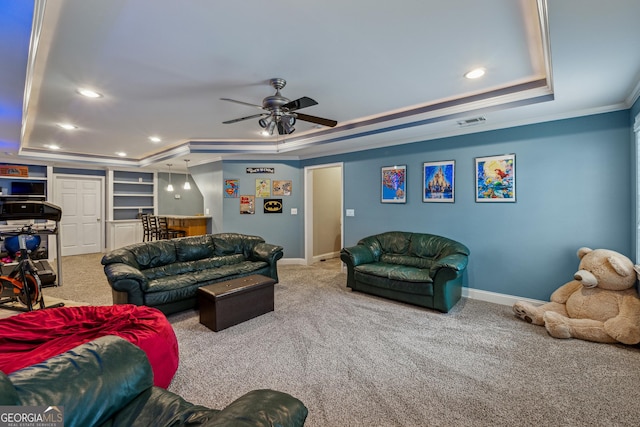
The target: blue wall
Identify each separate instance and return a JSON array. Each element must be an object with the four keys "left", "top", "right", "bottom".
[
  {"left": 222, "top": 160, "right": 304, "bottom": 258},
  {"left": 303, "top": 111, "right": 632, "bottom": 301}
]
